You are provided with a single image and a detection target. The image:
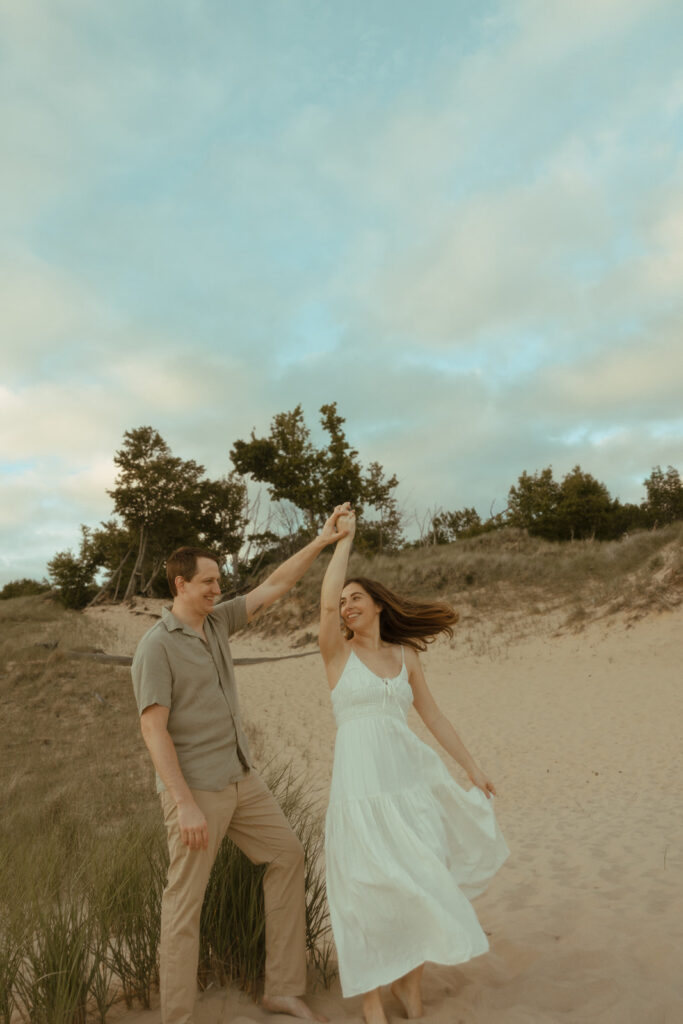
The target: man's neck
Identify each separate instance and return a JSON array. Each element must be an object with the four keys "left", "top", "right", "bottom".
[{"left": 171, "top": 599, "right": 207, "bottom": 636}]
